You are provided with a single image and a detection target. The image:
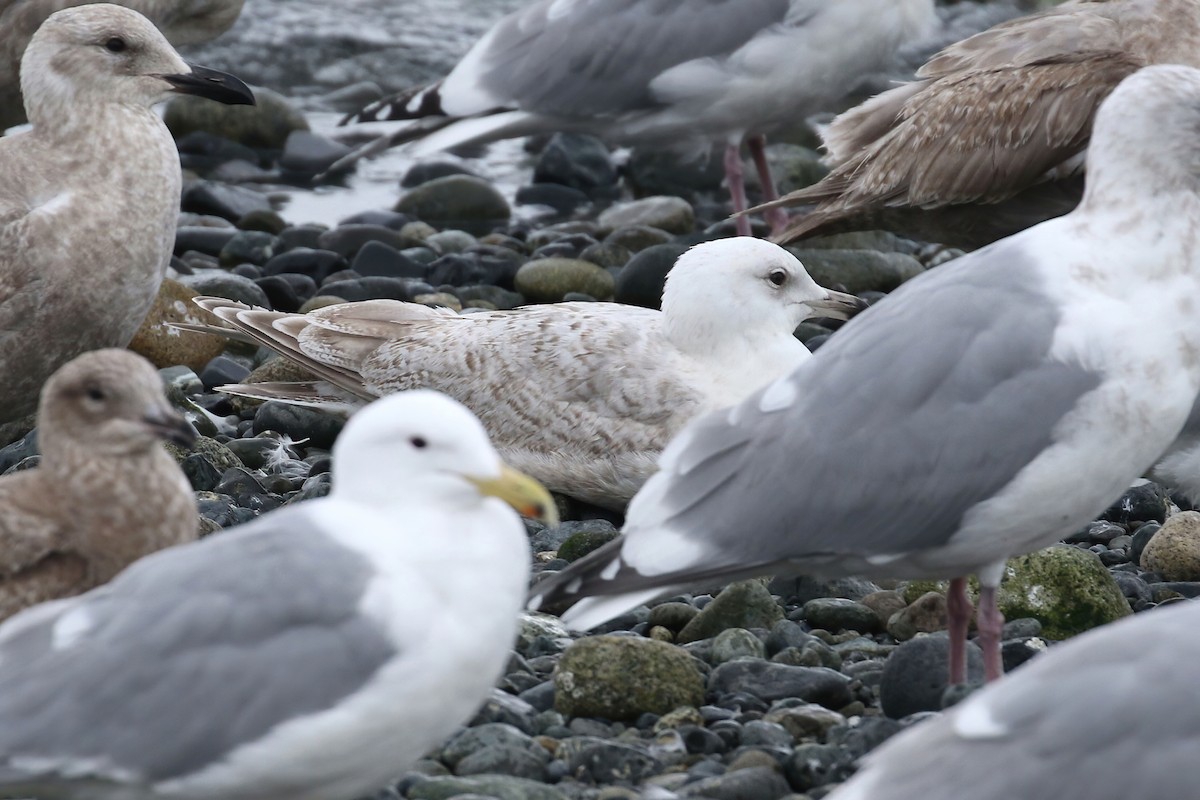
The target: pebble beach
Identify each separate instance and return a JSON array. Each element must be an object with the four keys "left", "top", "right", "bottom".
[{"left": 5, "top": 0, "right": 1196, "bottom": 797}]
